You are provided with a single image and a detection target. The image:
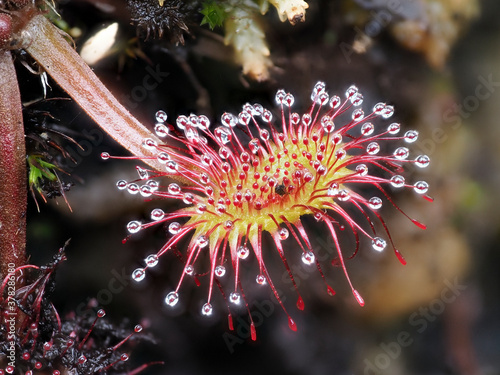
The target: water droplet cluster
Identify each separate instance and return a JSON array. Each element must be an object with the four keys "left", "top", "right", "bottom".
[{"left": 108, "top": 82, "right": 431, "bottom": 339}]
